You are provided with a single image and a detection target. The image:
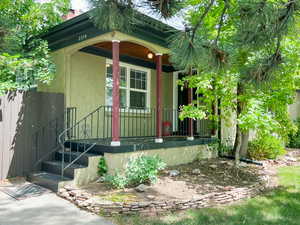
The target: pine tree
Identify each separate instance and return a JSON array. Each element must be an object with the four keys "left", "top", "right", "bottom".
[{"left": 88, "top": 0, "right": 300, "bottom": 165}]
